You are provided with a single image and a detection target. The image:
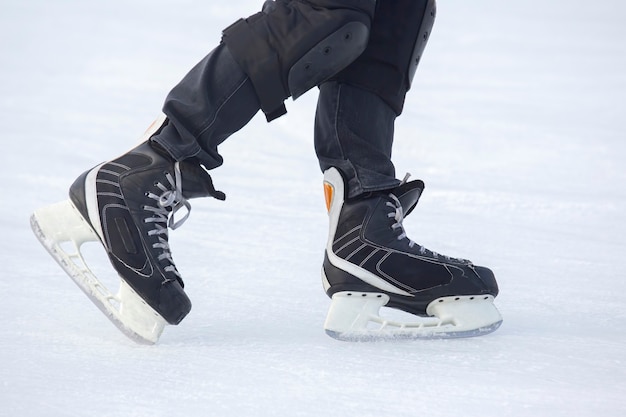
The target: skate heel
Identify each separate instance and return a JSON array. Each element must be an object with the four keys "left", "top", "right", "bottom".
[
  {"left": 324, "top": 292, "right": 391, "bottom": 333},
  {"left": 324, "top": 291, "right": 502, "bottom": 341},
  {"left": 324, "top": 291, "right": 439, "bottom": 341},
  {"left": 31, "top": 200, "right": 166, "bottom": 344},
  {"left": 31, "top": 200, "right": 99, "bottom": 246},
  {"left": 323, "top": 292, "right": 392, "bottom": 334},
  {"left": 426, "top": 295, "right": 503, "bottom": 335}
]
